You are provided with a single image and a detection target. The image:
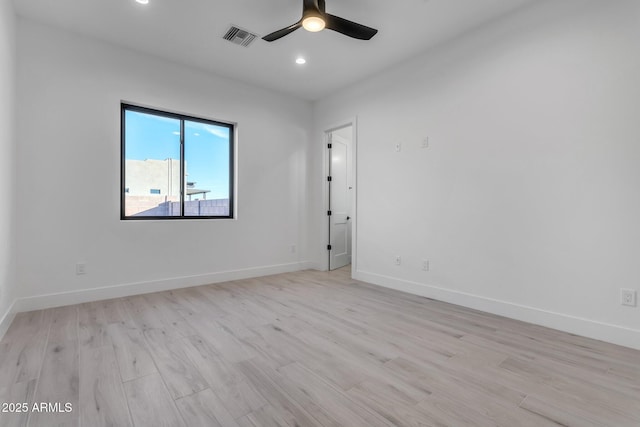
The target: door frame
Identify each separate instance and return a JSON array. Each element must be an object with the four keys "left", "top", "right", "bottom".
[{"left": 322, "top": 117, "right": 357, "bottom": 273}]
